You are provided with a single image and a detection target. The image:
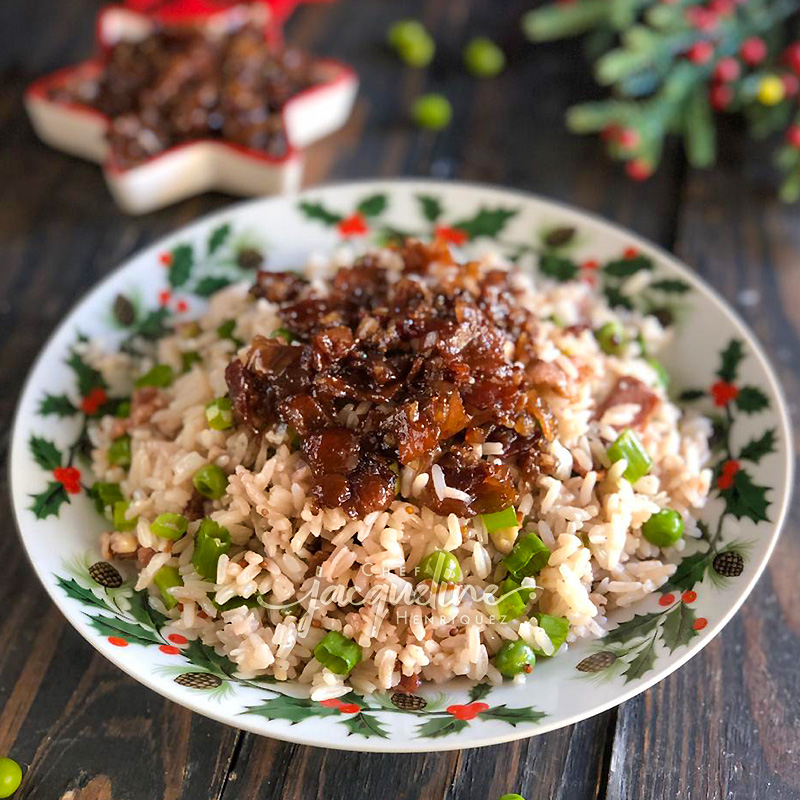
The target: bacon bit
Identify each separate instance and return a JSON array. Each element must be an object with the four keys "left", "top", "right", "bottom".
[
  {"left": 397, "top": 672, "right": 422, "bottom": 693},
  {"left": 449, "top": 627, "right": 459, "bottom": 636},
  {"left": 595, "top": 376, "right": 660, "bottom": 428},
  {"left": 197, "top": 610, "right": 208, "bottom": 619},
  {"left": 131, "top": 386, "right": 166, "bottom": 425},
  {"left": 238, "top": 559, "right": 248, "bottom": 568},
  {"left": 137, "top": 547, "right": 156, "bottom": 567},
  {"left": 310, "top": 619, "right": 322, "bottom": 628},
  {"left": 108, "top": 417, "right": 132, "bottom": 439}
]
